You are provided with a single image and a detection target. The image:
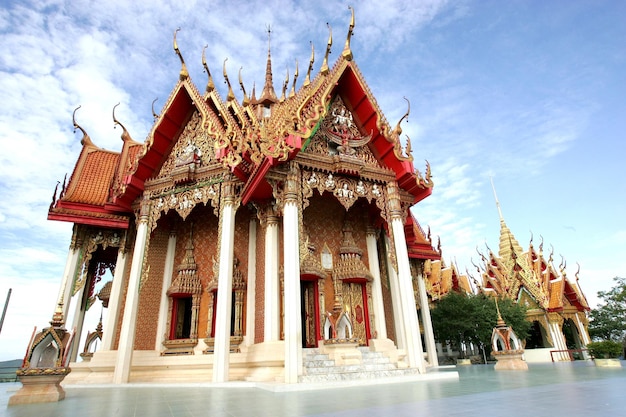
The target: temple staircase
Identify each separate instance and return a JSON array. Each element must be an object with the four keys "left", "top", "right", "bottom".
[{"left": 299, "top": 347, "right": 419, "bottom": 383}]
